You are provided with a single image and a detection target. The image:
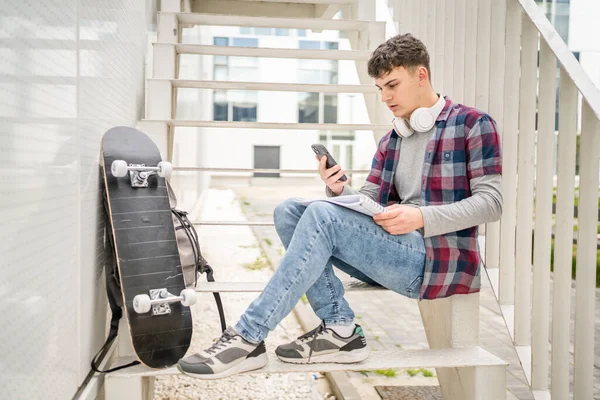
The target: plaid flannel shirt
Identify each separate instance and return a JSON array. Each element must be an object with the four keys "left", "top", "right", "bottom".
[{"left": 366, "top": 97, "right": 502, "bottom": 299}]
